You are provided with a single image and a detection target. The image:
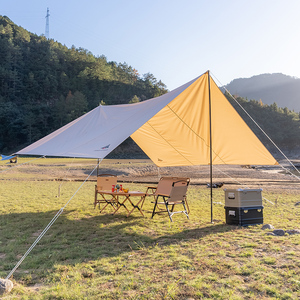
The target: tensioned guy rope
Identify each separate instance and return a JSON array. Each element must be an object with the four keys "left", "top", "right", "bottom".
[
  {"left": 211, "top": 71, "right": 300, "bottom": 181},
  {"left": 6, "top": 159, "right": 102, "bottom": 280}
]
